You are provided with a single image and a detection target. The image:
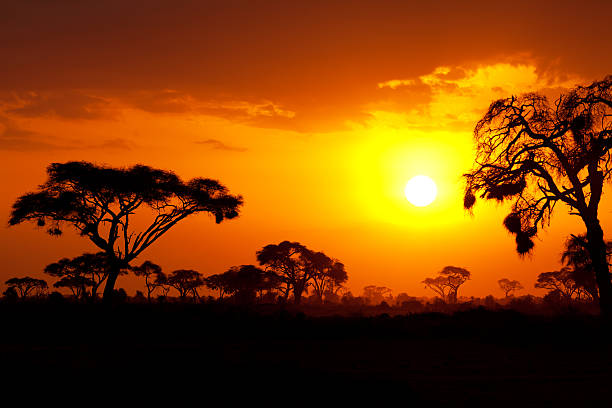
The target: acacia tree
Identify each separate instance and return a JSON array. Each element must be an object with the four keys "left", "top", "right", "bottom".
[
  {"left": 256, "top": 241, "right": 314, "bottom": 304},
  {"left": 132, "top": 260, "right": 166, "bottom": 302},
  {"left": 422, "top": 266, "right": 471, "bottom": 303},
  {"left": 306, "top": 252, "right": 348, "bottom": 303},
  {"left": 5, "top": 277, "right": 48, "bottom": 298},
  {"left": 210, "top": 265, "right": 280, "bottom": 304},
  {"left": 9, "top": 161, "right": 243, "bottom": 302},
  {"left": 44, "top": 252, "right": 120, "bottom": 299},
  {"left": 463, "top": 77, "right": 612, "bottom": 313},
  {"left": 167, "top": 269, "right": 205, "bottom": 300},
  {"left": 498, "top": 278, "right": 524, "bottom": 297},
  {"left": 422, "top": 276, "right": 449, "bottom": 301},
  {"left": 535, "top": 268, "right": 578, "bottom": 299},
  {"left": 53, "top": 275, "right": 95, "bottom": 298},
  {"left": 362, "top": 285, "right": 393, "bottom": 305},
  {"left": 204, "top": 273, "right": 233, "bottom": 299}
]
